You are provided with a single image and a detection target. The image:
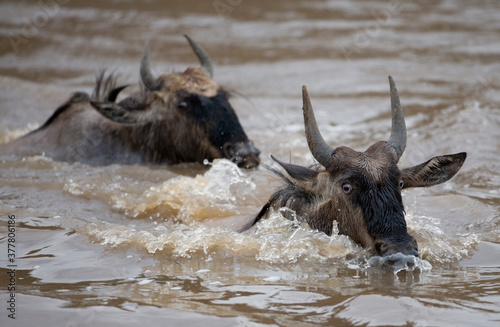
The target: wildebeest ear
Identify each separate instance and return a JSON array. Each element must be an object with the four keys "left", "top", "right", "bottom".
[
  {"left": 90, "top": 101, "right": 140, "bottom": 124},
  {"left": 401, "top": 152, "right": 467, "bottom": 189},
  {"left": 270, "top": 155, "right": 318, "bottom": 181},
  {"left": 107, "top": 85, "right": 129, "bottom": 102}
]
